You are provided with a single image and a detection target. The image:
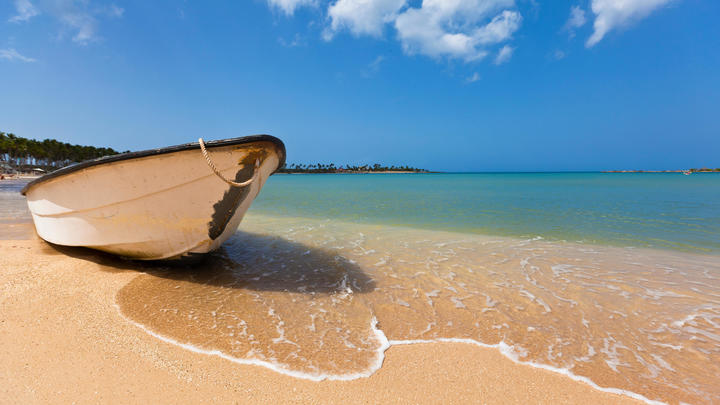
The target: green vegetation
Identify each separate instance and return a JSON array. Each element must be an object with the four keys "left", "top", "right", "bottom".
[
  {"left": 1, "top": 131, "right": 430, "bottom": 175},
  {"left": 1, "top": 131, "right": 124, "bottom": 172},
  {"left": 278, "top": 163, "right": 429, "bottom": 174},
  {"left": 603, "top": 168, "right": 720, "bottom": 173},
  {"left": 689, "top": 167, "right": 720, "bottom": 172}
]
